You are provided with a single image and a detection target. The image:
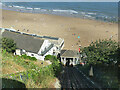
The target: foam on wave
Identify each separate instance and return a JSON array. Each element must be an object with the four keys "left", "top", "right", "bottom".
[
  {"left": 34, "top": 8, "right": 41, "bottom": 10},
  {"left": 2, "top": 3, "right": 118, "bottom": 22},
  {"left": 26, "top": 7, "right": 33, "bottom": 10},
  {"left": 53, "top": 9, "right": 78, "bottom": 14}
]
